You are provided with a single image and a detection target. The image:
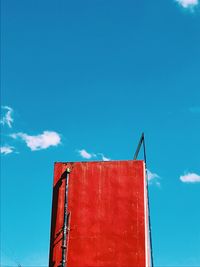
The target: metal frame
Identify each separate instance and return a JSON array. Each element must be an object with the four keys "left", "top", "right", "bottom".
[{"left": 61, "top": 168, "right": 71, "bottom": 267}]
